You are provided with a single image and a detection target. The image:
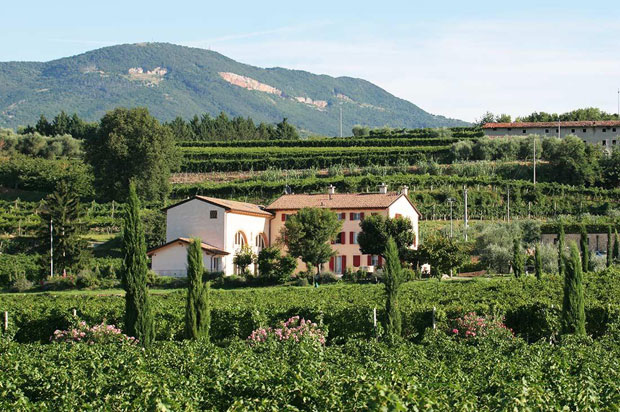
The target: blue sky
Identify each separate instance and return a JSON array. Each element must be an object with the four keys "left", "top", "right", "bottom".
[{"left": 2, "top": 0, "right": 619, "bottom": 122}]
